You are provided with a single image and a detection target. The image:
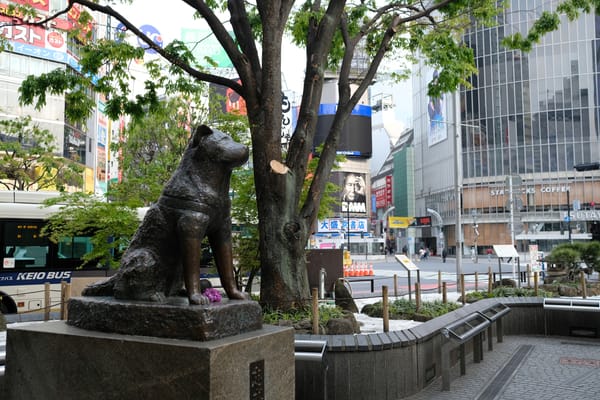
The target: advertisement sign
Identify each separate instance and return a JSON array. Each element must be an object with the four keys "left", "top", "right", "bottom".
[
  {"left": 0, "top": 271, "right": 72, "bottom": 286},
  {"left": 388, "top": 216, "right": 414, "bottom": 229},
  {"left": 427, "top": 69, "right": 447, "bottom": 146},
  {"left": 385, "top": 175, "right": 392, "bottom": 205},
  {"left": 374, "top": 186, "right": 387, "bottom": 208},
  {"left": 375, "top": 175, "right": 393, "bottom": 209},
  {"left": 0, "top": 14, "right": 67, "bottom": 63},
  {"left": 318, "top": 218, "right": 368, "bottom": 233},
  {"left": 12, "top": 0, "right": 49, "bottom": 12},
  {"left": 336, "top": 172, "right": 368, "bottom": 214}
]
